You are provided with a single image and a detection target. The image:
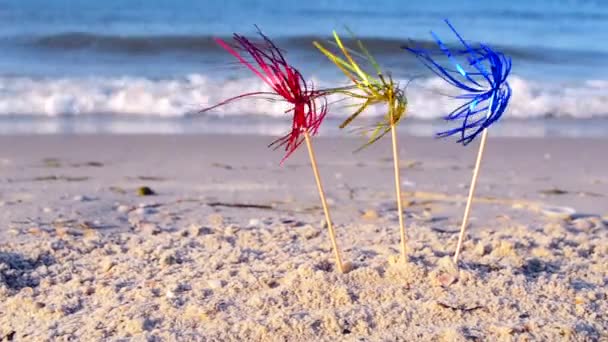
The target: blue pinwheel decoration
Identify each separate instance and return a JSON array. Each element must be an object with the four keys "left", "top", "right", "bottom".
[{"left": 404, "top": 19, "right": 512, "bottom": 145}]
